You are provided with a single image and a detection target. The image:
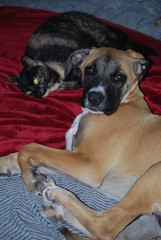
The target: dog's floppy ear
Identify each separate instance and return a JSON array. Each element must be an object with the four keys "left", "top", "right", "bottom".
[
  {"left": 65, "top": 48, "right": 91, "bottom": 76},
  {"left": 132, "top": 59, "right": 150, "bottom": 82},
  {"left": 127, "top": 49, "right": 150, "bottom": 82}
]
